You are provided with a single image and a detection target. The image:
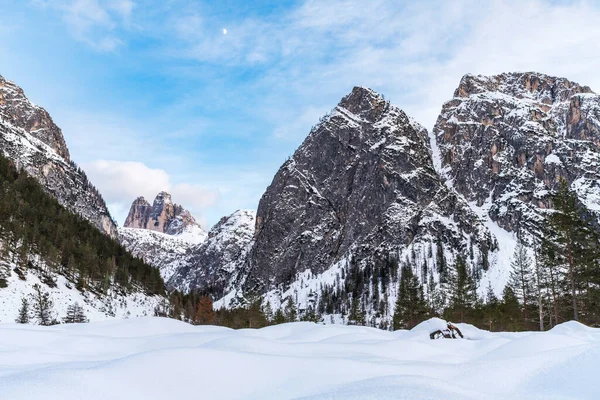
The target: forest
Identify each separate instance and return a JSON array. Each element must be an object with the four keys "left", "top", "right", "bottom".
[{"left": 0, "top": 154, "right": 165, "bottom": 298}]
